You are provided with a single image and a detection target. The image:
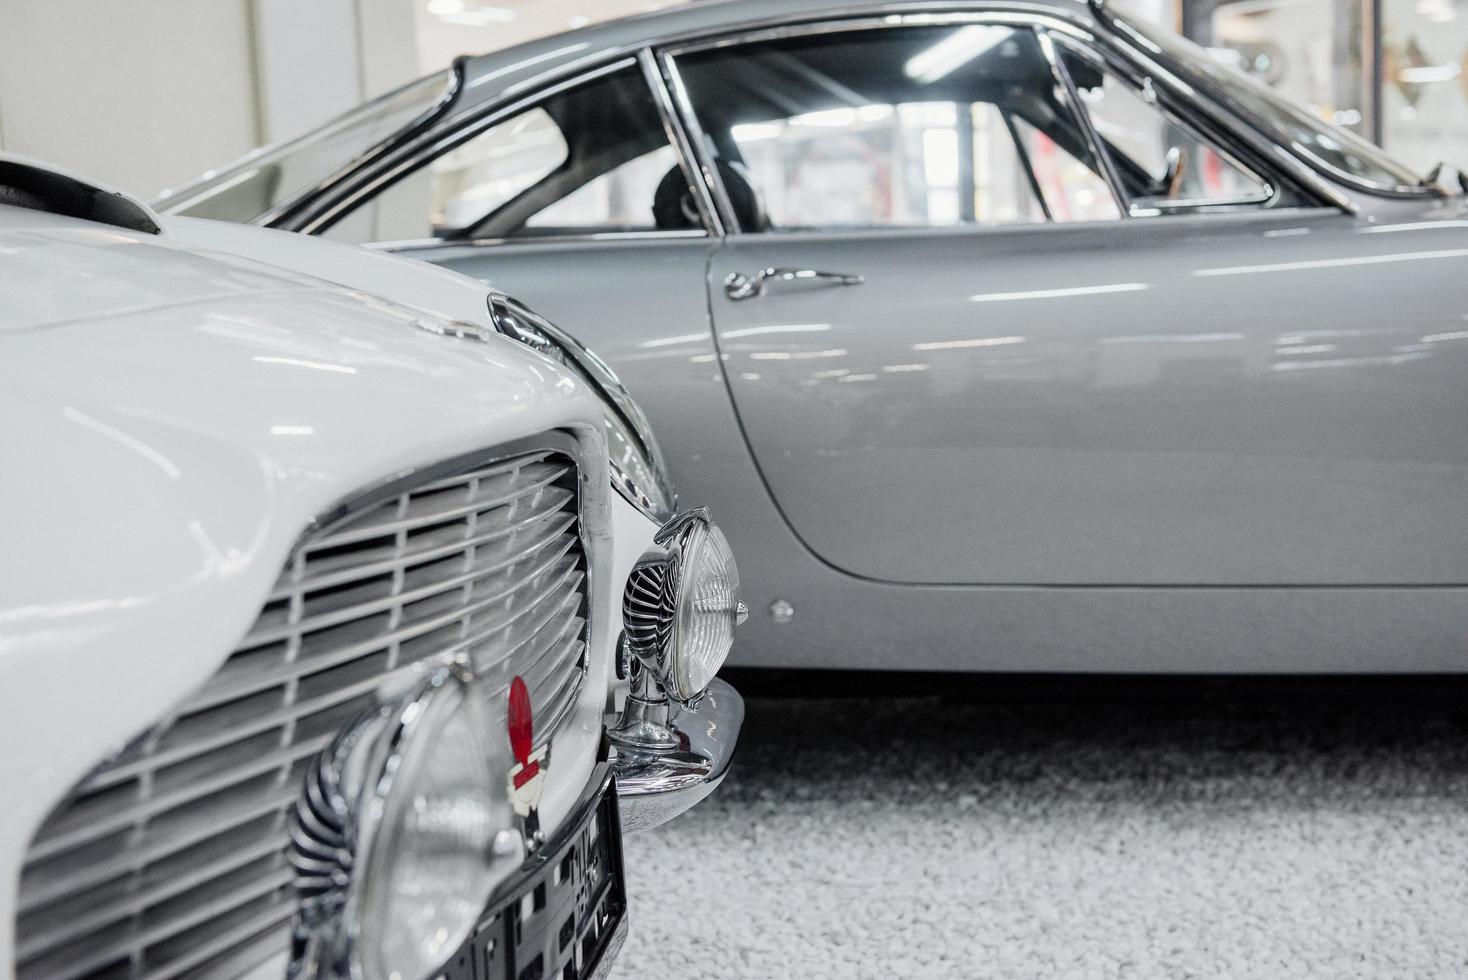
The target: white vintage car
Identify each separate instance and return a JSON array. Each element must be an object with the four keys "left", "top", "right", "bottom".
[{"left": 0, "top": 156, "right": 745, "bottom": 980}]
